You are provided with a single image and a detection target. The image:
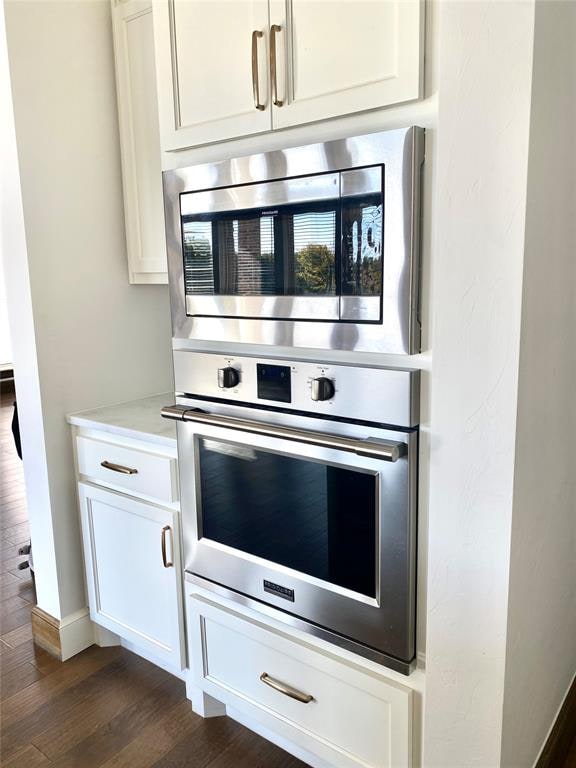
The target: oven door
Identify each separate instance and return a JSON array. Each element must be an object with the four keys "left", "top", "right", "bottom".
[{"left": 172, "top": 400, "right": 417, "bottom": 670}]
